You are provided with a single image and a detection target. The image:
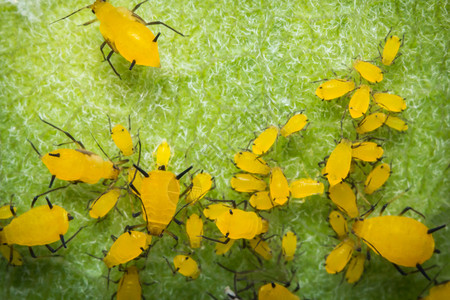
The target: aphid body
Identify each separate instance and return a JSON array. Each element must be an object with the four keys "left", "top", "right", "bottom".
[
  {"left": 111, "top": 124, "right": 133, "bottom": 156},
  {"left": 252, "top": 126, "right": 278, "bottom": 155},
  {"left": 89, "top": 187, "right": 121, "bottom": 219},
  {"left": 315, "top": 79, "right": 355, "bottom": 100},
  {"left": 282, "top": 231, "right": 297, "bottom": 261},
  {"left": 103, "top": 231, "right": 151, "bottom": 268},
  {"left": 116, "top": 266, "right": 142, "bottom": 300}
]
